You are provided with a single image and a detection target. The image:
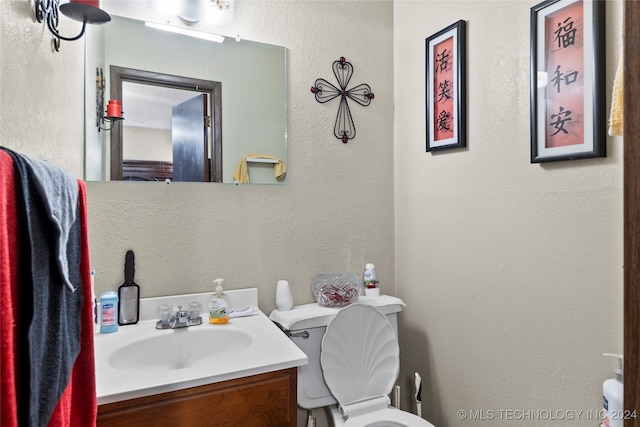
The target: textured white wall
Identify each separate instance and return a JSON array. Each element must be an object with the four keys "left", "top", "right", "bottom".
[
  {"left": 1, "top": 0, "right": 85, "bottom": 175},
  {"left": 83, "top": 0, "right": 395, "bottom": 312},
  {"left": 1, "top": 0, "right": 395, "bottom": 305},
  {"left": 394, "top": 1, "right": 623, "bottom": 426}
]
